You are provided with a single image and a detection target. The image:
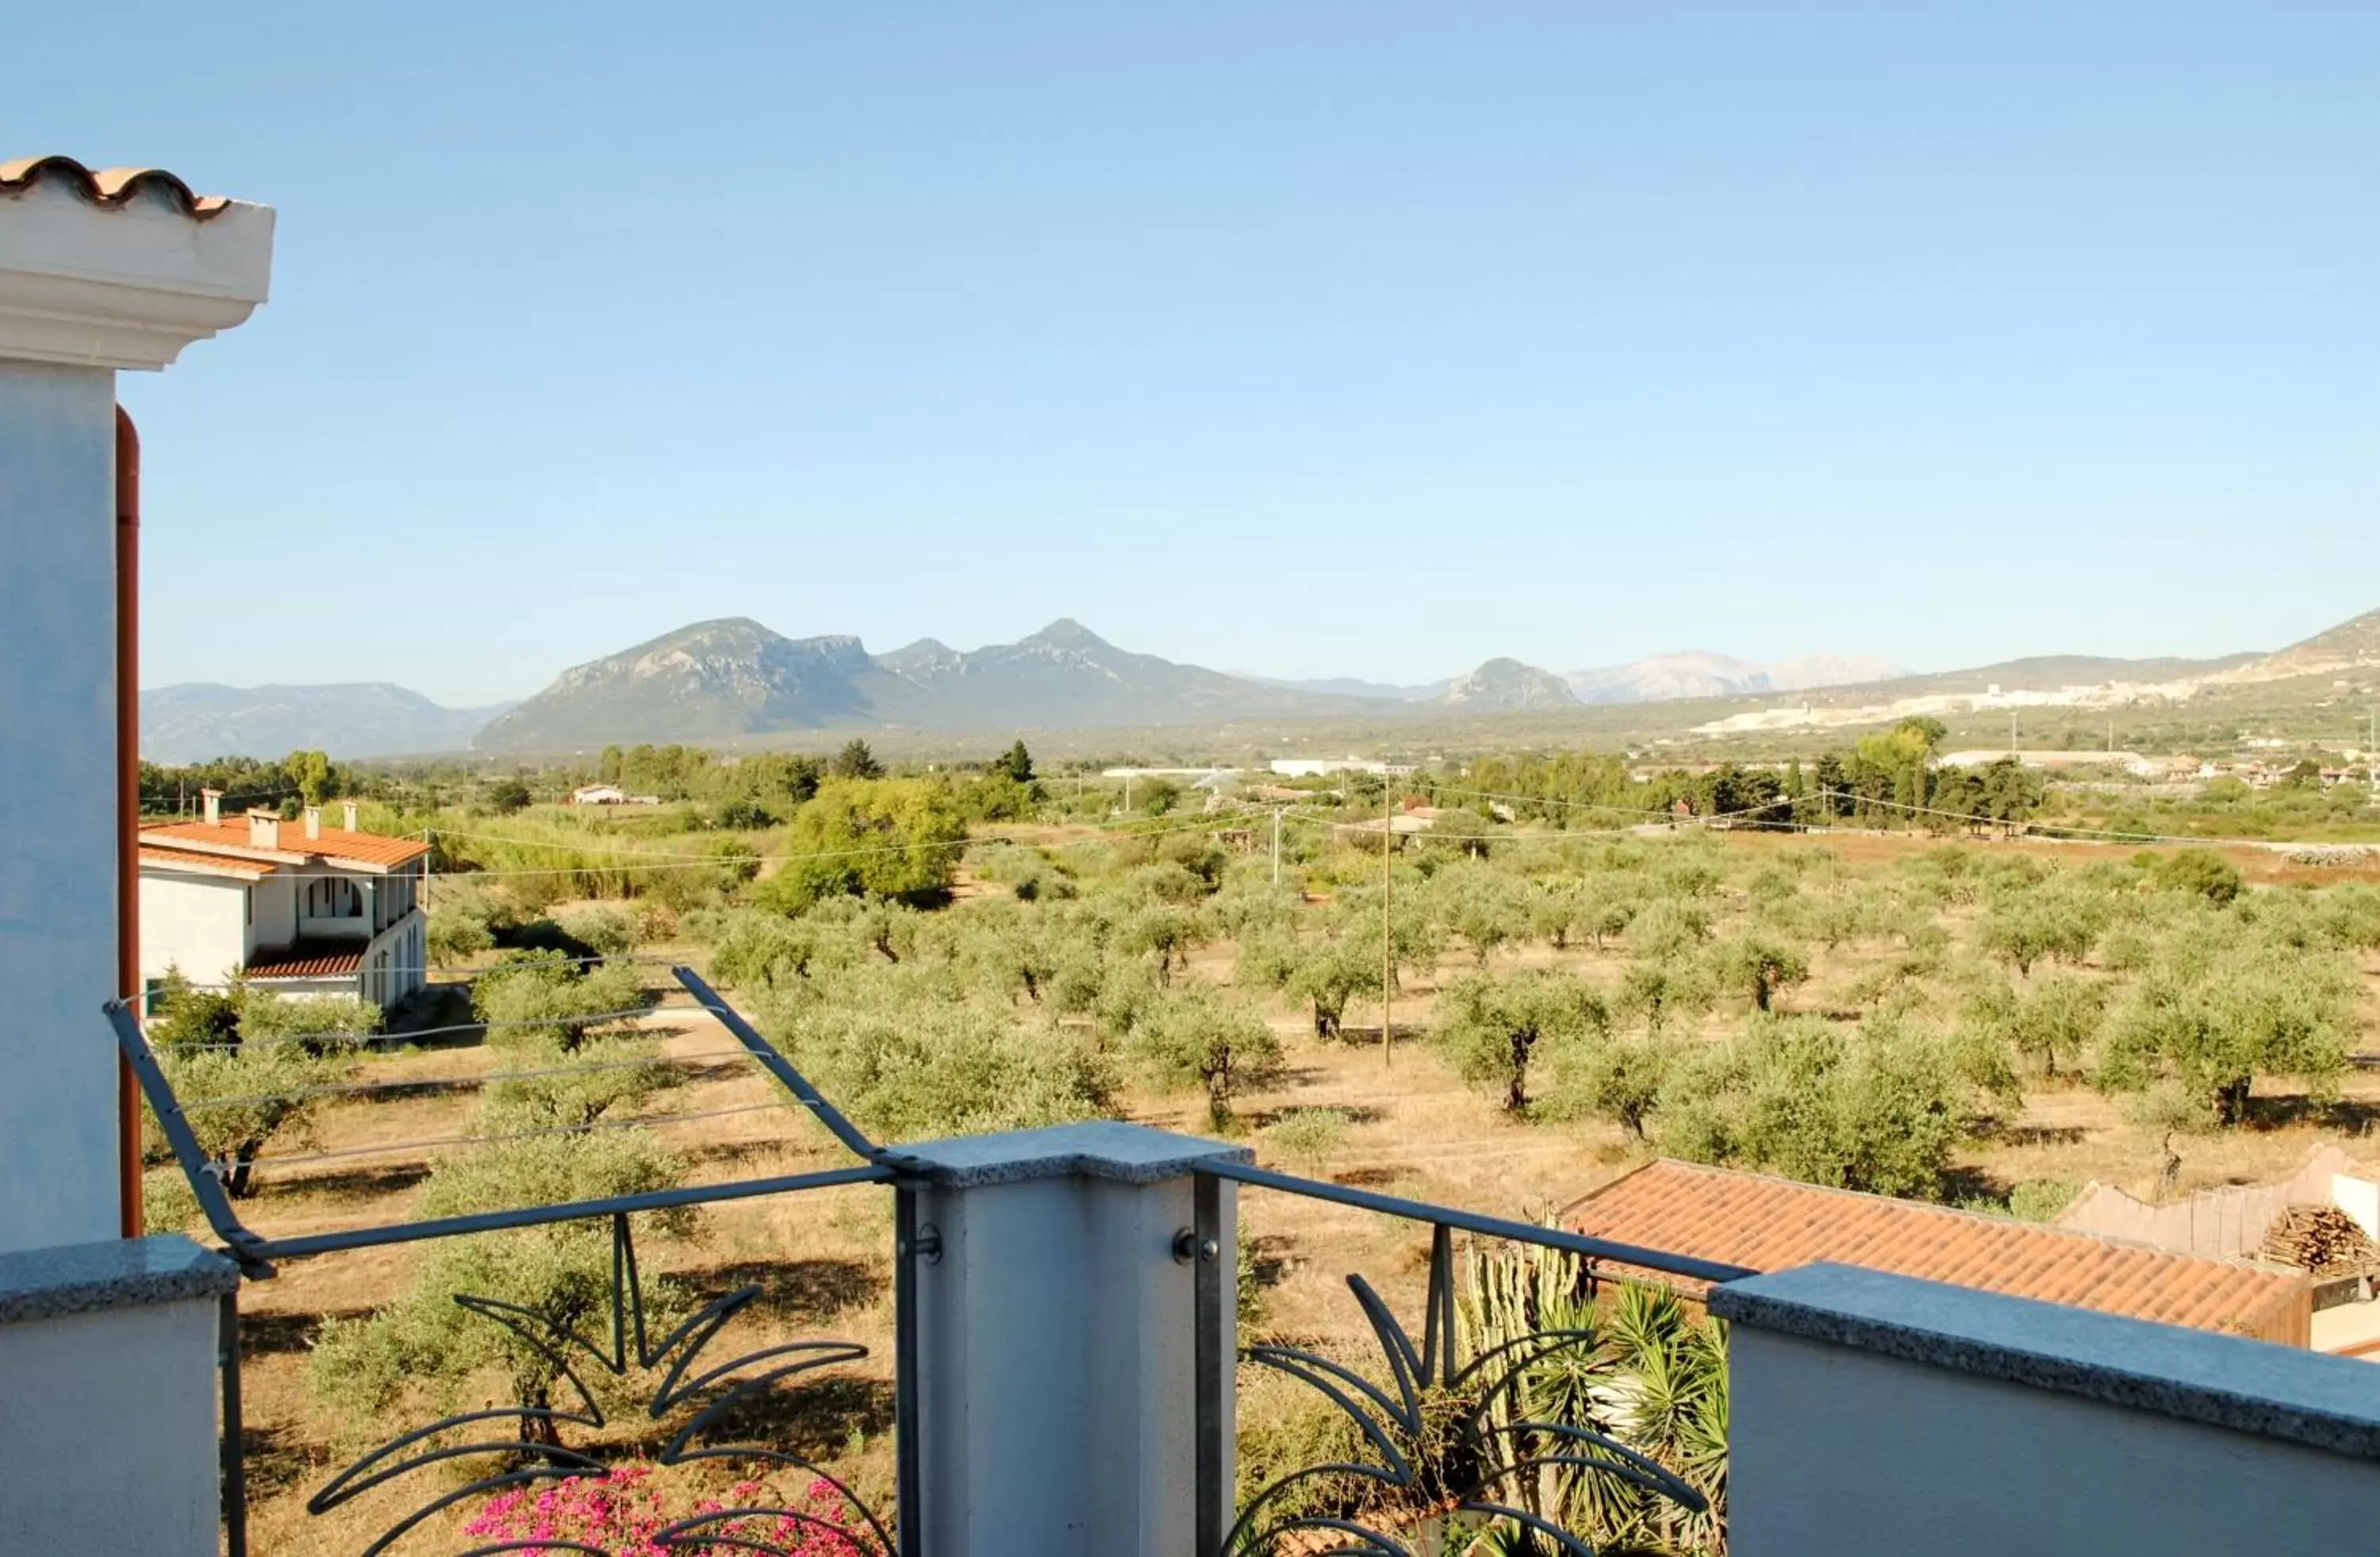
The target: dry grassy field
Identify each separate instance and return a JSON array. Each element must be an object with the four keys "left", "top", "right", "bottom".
[{"left": 163, "top": 825, "right": 2380, "bottom": 1552}]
